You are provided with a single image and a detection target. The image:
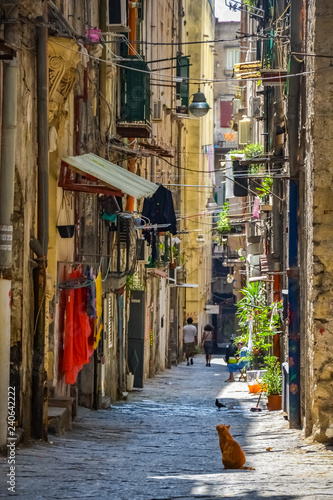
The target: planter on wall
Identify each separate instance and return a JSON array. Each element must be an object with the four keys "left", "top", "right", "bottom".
[
  {"left": 57, "top": 225, "right": 75, "bottom": 238},
  {"left": 261, "top": 204, "right": 273, "bottom": 211},
  {"left": 233, "top": 160, "right": 248, "bottom": 197},
  {"left": 267, "top": 394, "right": 282, "bottom": 411}
]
